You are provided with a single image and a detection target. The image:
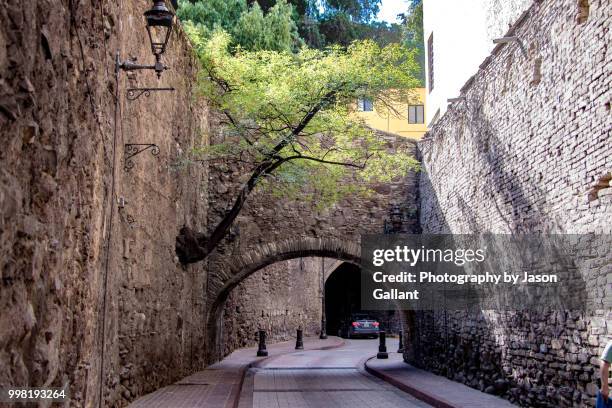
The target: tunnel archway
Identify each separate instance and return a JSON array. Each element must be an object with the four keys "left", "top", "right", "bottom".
[
  {"left": 324, "top": 262, "right": 360, "bottom": 337},
  {"left": 324, "top": 262, "right": 402, "bottom": 338},
  {"left": 205, "top": 237, "right": 361, "bottom": 362}
]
